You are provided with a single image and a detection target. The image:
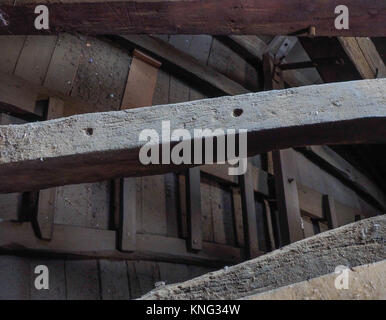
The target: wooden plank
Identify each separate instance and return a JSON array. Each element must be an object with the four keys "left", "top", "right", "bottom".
[
  {"left": 141, "top": 175, "right": 167, "bottom": 235},
  {"left": 118, "top": 178, "right": 136, "bottom": 251},
  {"left": 141, "top": 215, "right": 386, "bottom": 300},
  {"left": 0, "top": 222, "right": 244, "bottom": 267},
  {"left": 70, "top": 36, "right": 130, "bottom": 112},
  {"left": 232, "top": 187, "right": 245, "bottom": 247},
  {"left": 158, "top": 262, "right": 190, "bottom": 285},
  {"left": 0, "top": 256, "right": 30, "bottom": 300},
  {"left": 1, "top": 78, "right": 386, "bottom": 192},
  {"left": 54, "top": 182, "right": 111, "bottom": 229},
  {"left": 298, "top": 183, "right": 363, "bottom": 225},
  {"left": 127, "top": 261, "right": 160, "bottom": 299},
  {"left": 297, "top": 184, "right": 324, "bottom": 219},
  {"left": 263, "top": 199, "right": 276, "bottom": 250},
  {"left": 339, "top": 37, "right": 386, "bottom": 79},
  {"left": 302, "top": 216, "right": 315, "bottom": 238},
  {"left": 273, "top": 149, "right": 303, "bottom": 245},
  {"left": 1, "top": 1, "right": 386, "bottom": 36},
  {"left": 30, "top": 259, "right": 66, "bottom": 300},
  {"left": 323, "top": 194, "right": 339, "bottom": 229},
  {"left": 201, "top": 178, "right": 214, "bottom": 242},
  {"left": 43, "top": 33, "right": 83, "bottom": 95},
  {"left": 99, "top": 260, "right": 130, "bottom": 300},
  {"left": 65, "top": 260, "right": 100, "bottom": 300},
  {"left": 178, "top": 173, "right": 188, "bottom": 239},
  {"left": 238, "top": 165, "right": 260, "bottom": 258},
  {"left": 211, "top": 181, "right": 236, "bottom": 246},
  {"left": 186, "top": 167, "right": 202, "bottom": 251},
  {"left": 121, "top": 49, "right": 161, "bottom": 109},
  {"left": 14, "top": 36, "right": 57, "bottom": 85},
  {"left": 122, "top": 35, "right": 249, "bottom": 95},
  {"left": 297, "top": 145, "right": 386, "bottom": 211},
  {"left": 0, "top": 35, "right": 26, "bottom": 74},
  {"left": 0, "top": 72, "right": 39, "bottom": 115}
]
